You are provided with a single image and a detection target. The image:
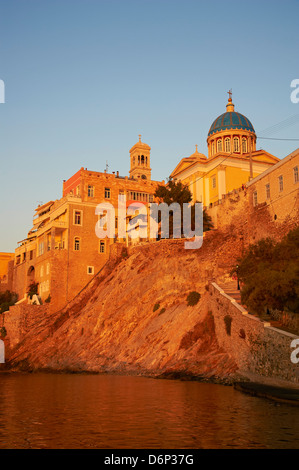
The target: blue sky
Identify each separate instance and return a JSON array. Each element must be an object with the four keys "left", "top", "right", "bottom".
[{"left": 0, "top": 0, "right": 299, "bottom": 251}]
